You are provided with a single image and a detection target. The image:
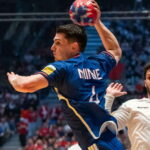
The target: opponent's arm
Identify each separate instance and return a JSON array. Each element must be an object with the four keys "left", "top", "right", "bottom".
[
  {"left": 105, "top": 83, "right": 127, "bottom": 112},
  {"left": 105, "top": 83, "right": 129, "bottom": 130},
  {"left": 112, "top": 104, "right": 131, "bottom": 130},
  {"left": 92, "top": 1, "right": 122, "bottom": 63},
  {"left": 7, "top": 72, "right": 48, "bottom": 93}
]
